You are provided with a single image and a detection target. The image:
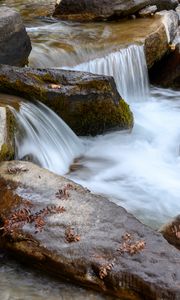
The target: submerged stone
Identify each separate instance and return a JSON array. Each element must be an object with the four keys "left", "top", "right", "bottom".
[
  {"left": 0, "top": 65, "right": 133, "bottom": 136},
  {"left": 0, "top": 161, "right": 179, "bottom": 299},
  {"left": 0, "top": 6, "right": 31, "bottom": 67}
]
